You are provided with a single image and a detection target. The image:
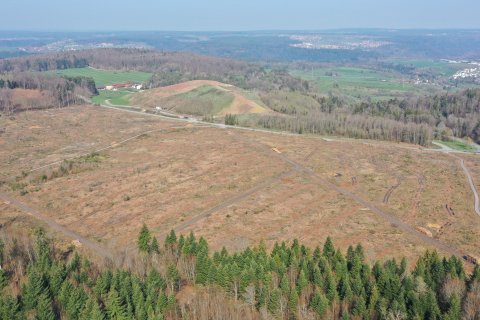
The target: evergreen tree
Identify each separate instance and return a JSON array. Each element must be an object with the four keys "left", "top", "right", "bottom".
[
  {"left": 310, "top": 290, "right": 329, "bottom": 317},
  {"left": 106, "top": 289, "right": 127, "bottom": 320},
  {"left": 268, "top": 288, "right": 281, "bottom": 315},
  {"left": 22, "top": 269, "right": 48, "bottom": 310},
  {"left": 138, "top": 224, "right": 151, "bottom": 253},
  {"left": 323, "top": 237, "right": 336, "bottom": 260},
  {"left": 288, "top": 288, "right": 298, "bottom": 317},
  {"left": 151, "top": 236, "right": 160, "bottom": 254},
  {"left": 35, "top": 293, "right": 55, "bottom": 320}
]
